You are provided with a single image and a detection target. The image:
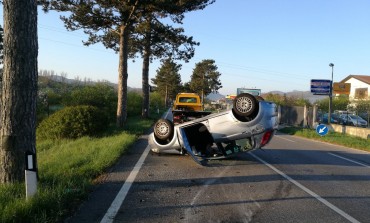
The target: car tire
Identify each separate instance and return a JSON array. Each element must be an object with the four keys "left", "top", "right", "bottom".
[
  {"left": 154, "top": 118, "right": 174, "bottom": 141},
  {"left": 233, "top": 93, "right": 258, "bottom": 117}
]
